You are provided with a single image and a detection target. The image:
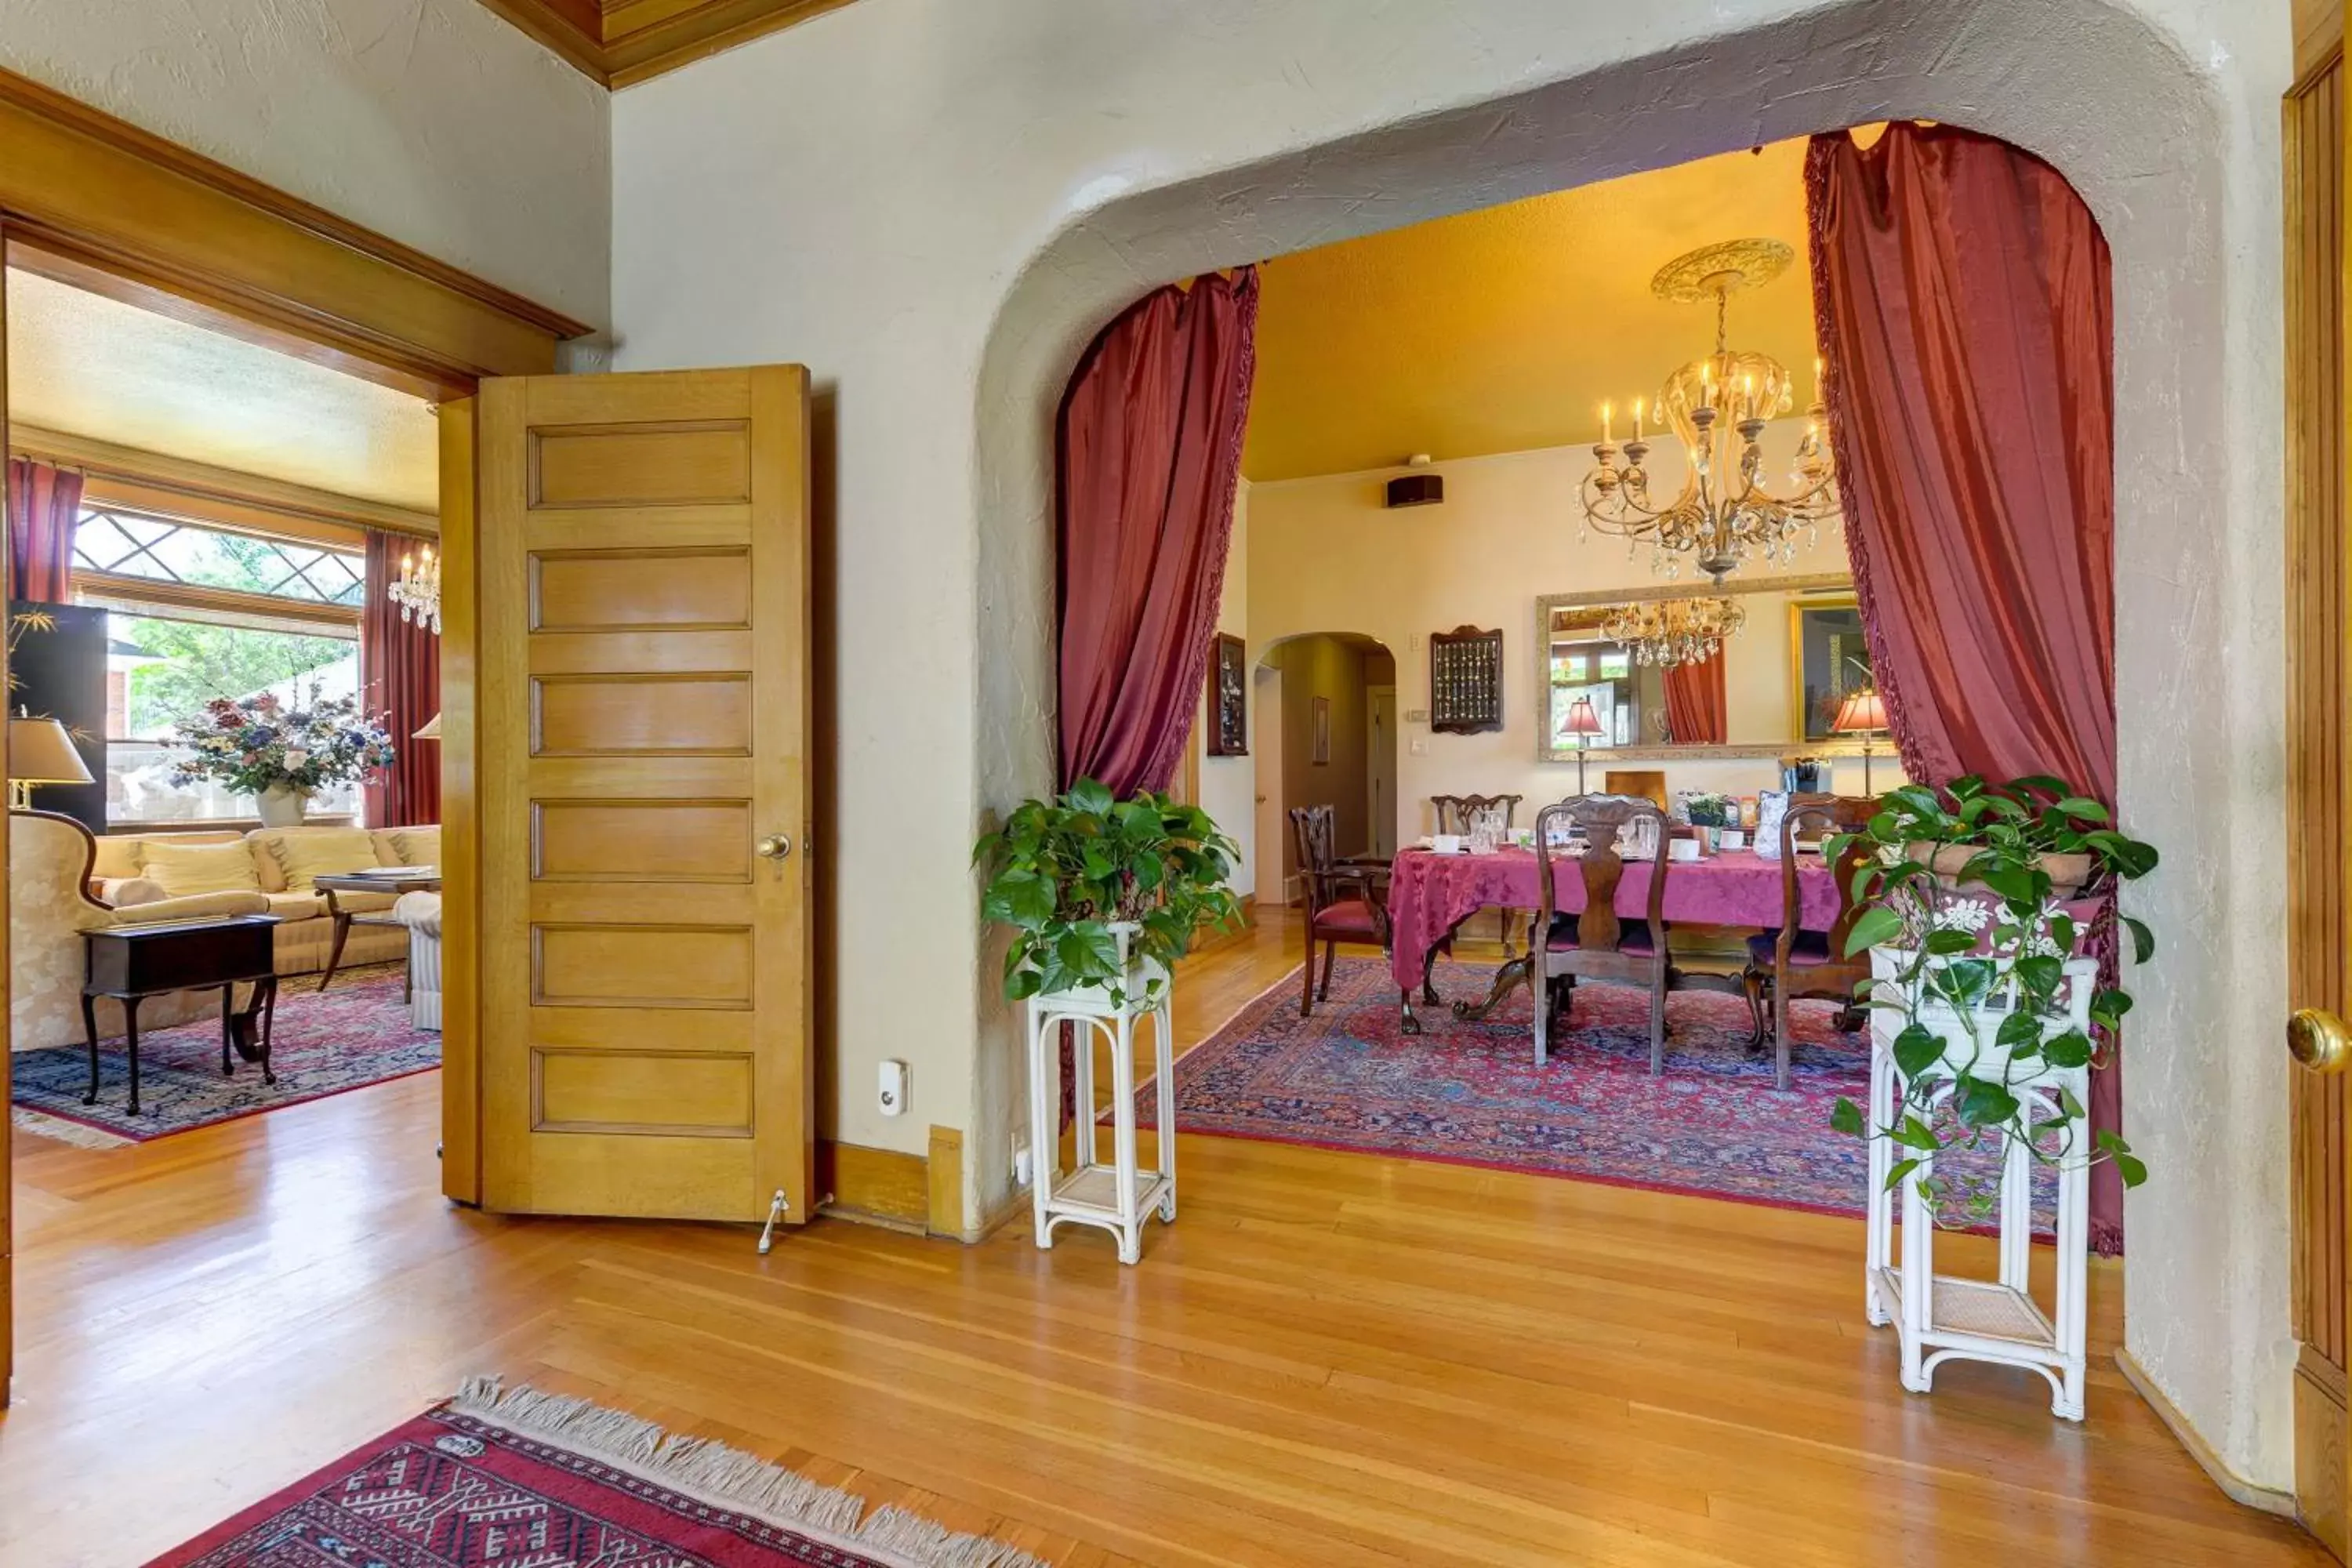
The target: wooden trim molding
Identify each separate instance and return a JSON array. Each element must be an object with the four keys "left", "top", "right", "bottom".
[
  {"left": 817, "top": 1138, "right": 930, "bottom": 1232},
  {"left": 473, "top": 0, "right": 861, "bottom": 89},
  {"left": 71, "top": 572, "right": 363, "bottom": 633},
  {"left": 927, "top": 1125, "right": 965, "bottom": 1238},
  {"left": 2116, "top": 1348, "right": 2301, "bottom": 1519},
  {"left": 0, "top": 67, "right": 589, "bottom": 400},
  {"left": 15, "top": 424, "right": 434, "bottom": 540}
]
